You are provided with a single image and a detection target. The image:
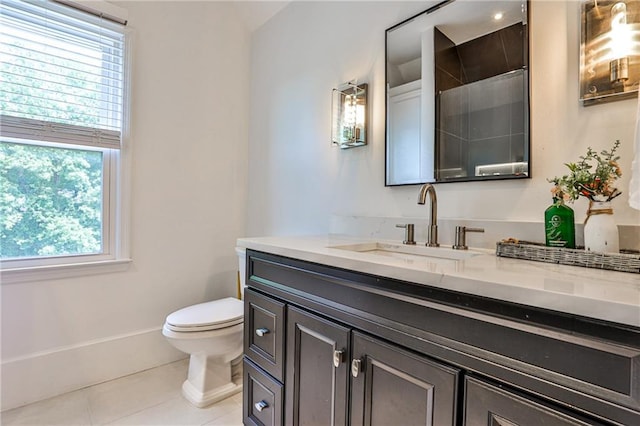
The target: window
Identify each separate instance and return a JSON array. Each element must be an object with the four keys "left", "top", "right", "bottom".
[{"left": 0, "top": 0, "right": 129, "bottom": 275}]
